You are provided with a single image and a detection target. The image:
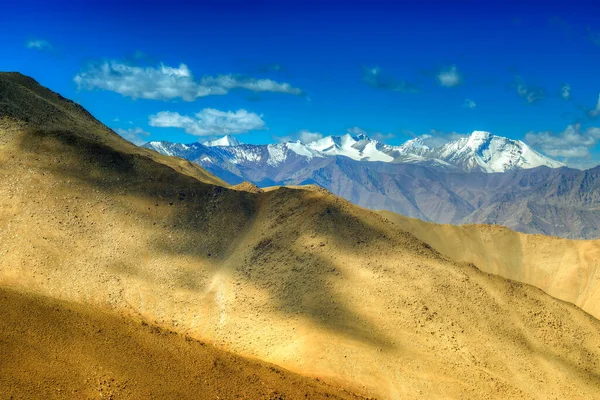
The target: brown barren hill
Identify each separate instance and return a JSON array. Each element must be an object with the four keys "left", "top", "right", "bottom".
[
  {"left": 0, "top": 287, "right": 365, "bottom": 400},
  {"left": 1, "top": 72, "right": 600, "bottom": 399},
  {"left": 378, "top": 211, "right": 600, "bottom": 320}
]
